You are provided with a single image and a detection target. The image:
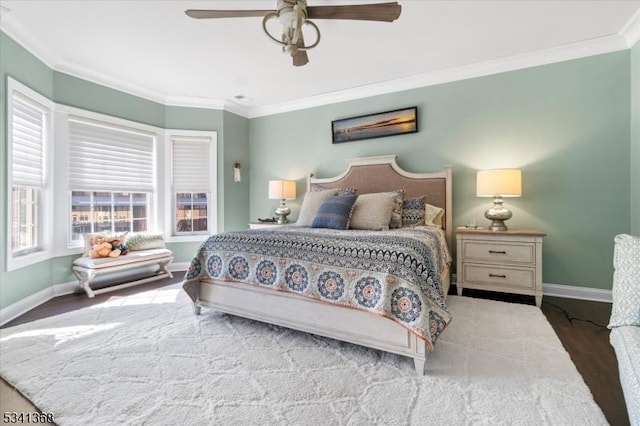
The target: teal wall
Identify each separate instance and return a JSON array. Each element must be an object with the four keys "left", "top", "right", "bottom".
[
  {"left": 250, "top": 51, "right": 632, "bottom": 290},
  {"left": 1, "top": 28, "right": 636, "bottom": 312},
  {"left": 0, "top": 31, "right": 250, "bottom": 309},
  {"left": 631, "top": 40, "right": 640, "bottom": 235},
  {"left": 221, "top": 111, "right": 251, "bottom": 231}
]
